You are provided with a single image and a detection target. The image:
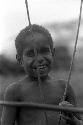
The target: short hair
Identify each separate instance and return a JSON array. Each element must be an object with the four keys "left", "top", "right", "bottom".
[{"left": 15, "top": 24, "right": 53, "bottom": 57}]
